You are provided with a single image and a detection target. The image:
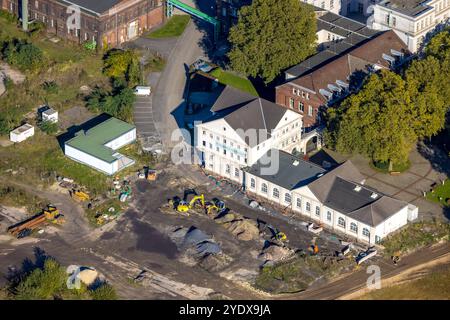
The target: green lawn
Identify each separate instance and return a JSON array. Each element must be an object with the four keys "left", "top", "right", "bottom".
[
  {"left": 370, "top": 160, "right": 411, "bottom": 173},
  {"left": 146, "top": 15, "right": 190, "bottom": 39},
  {"left": 427, "top": 179, "right": 450, "bottom": 207},
  {"left": 209, "top": 68, "right": 258, "bottom": 96}
]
